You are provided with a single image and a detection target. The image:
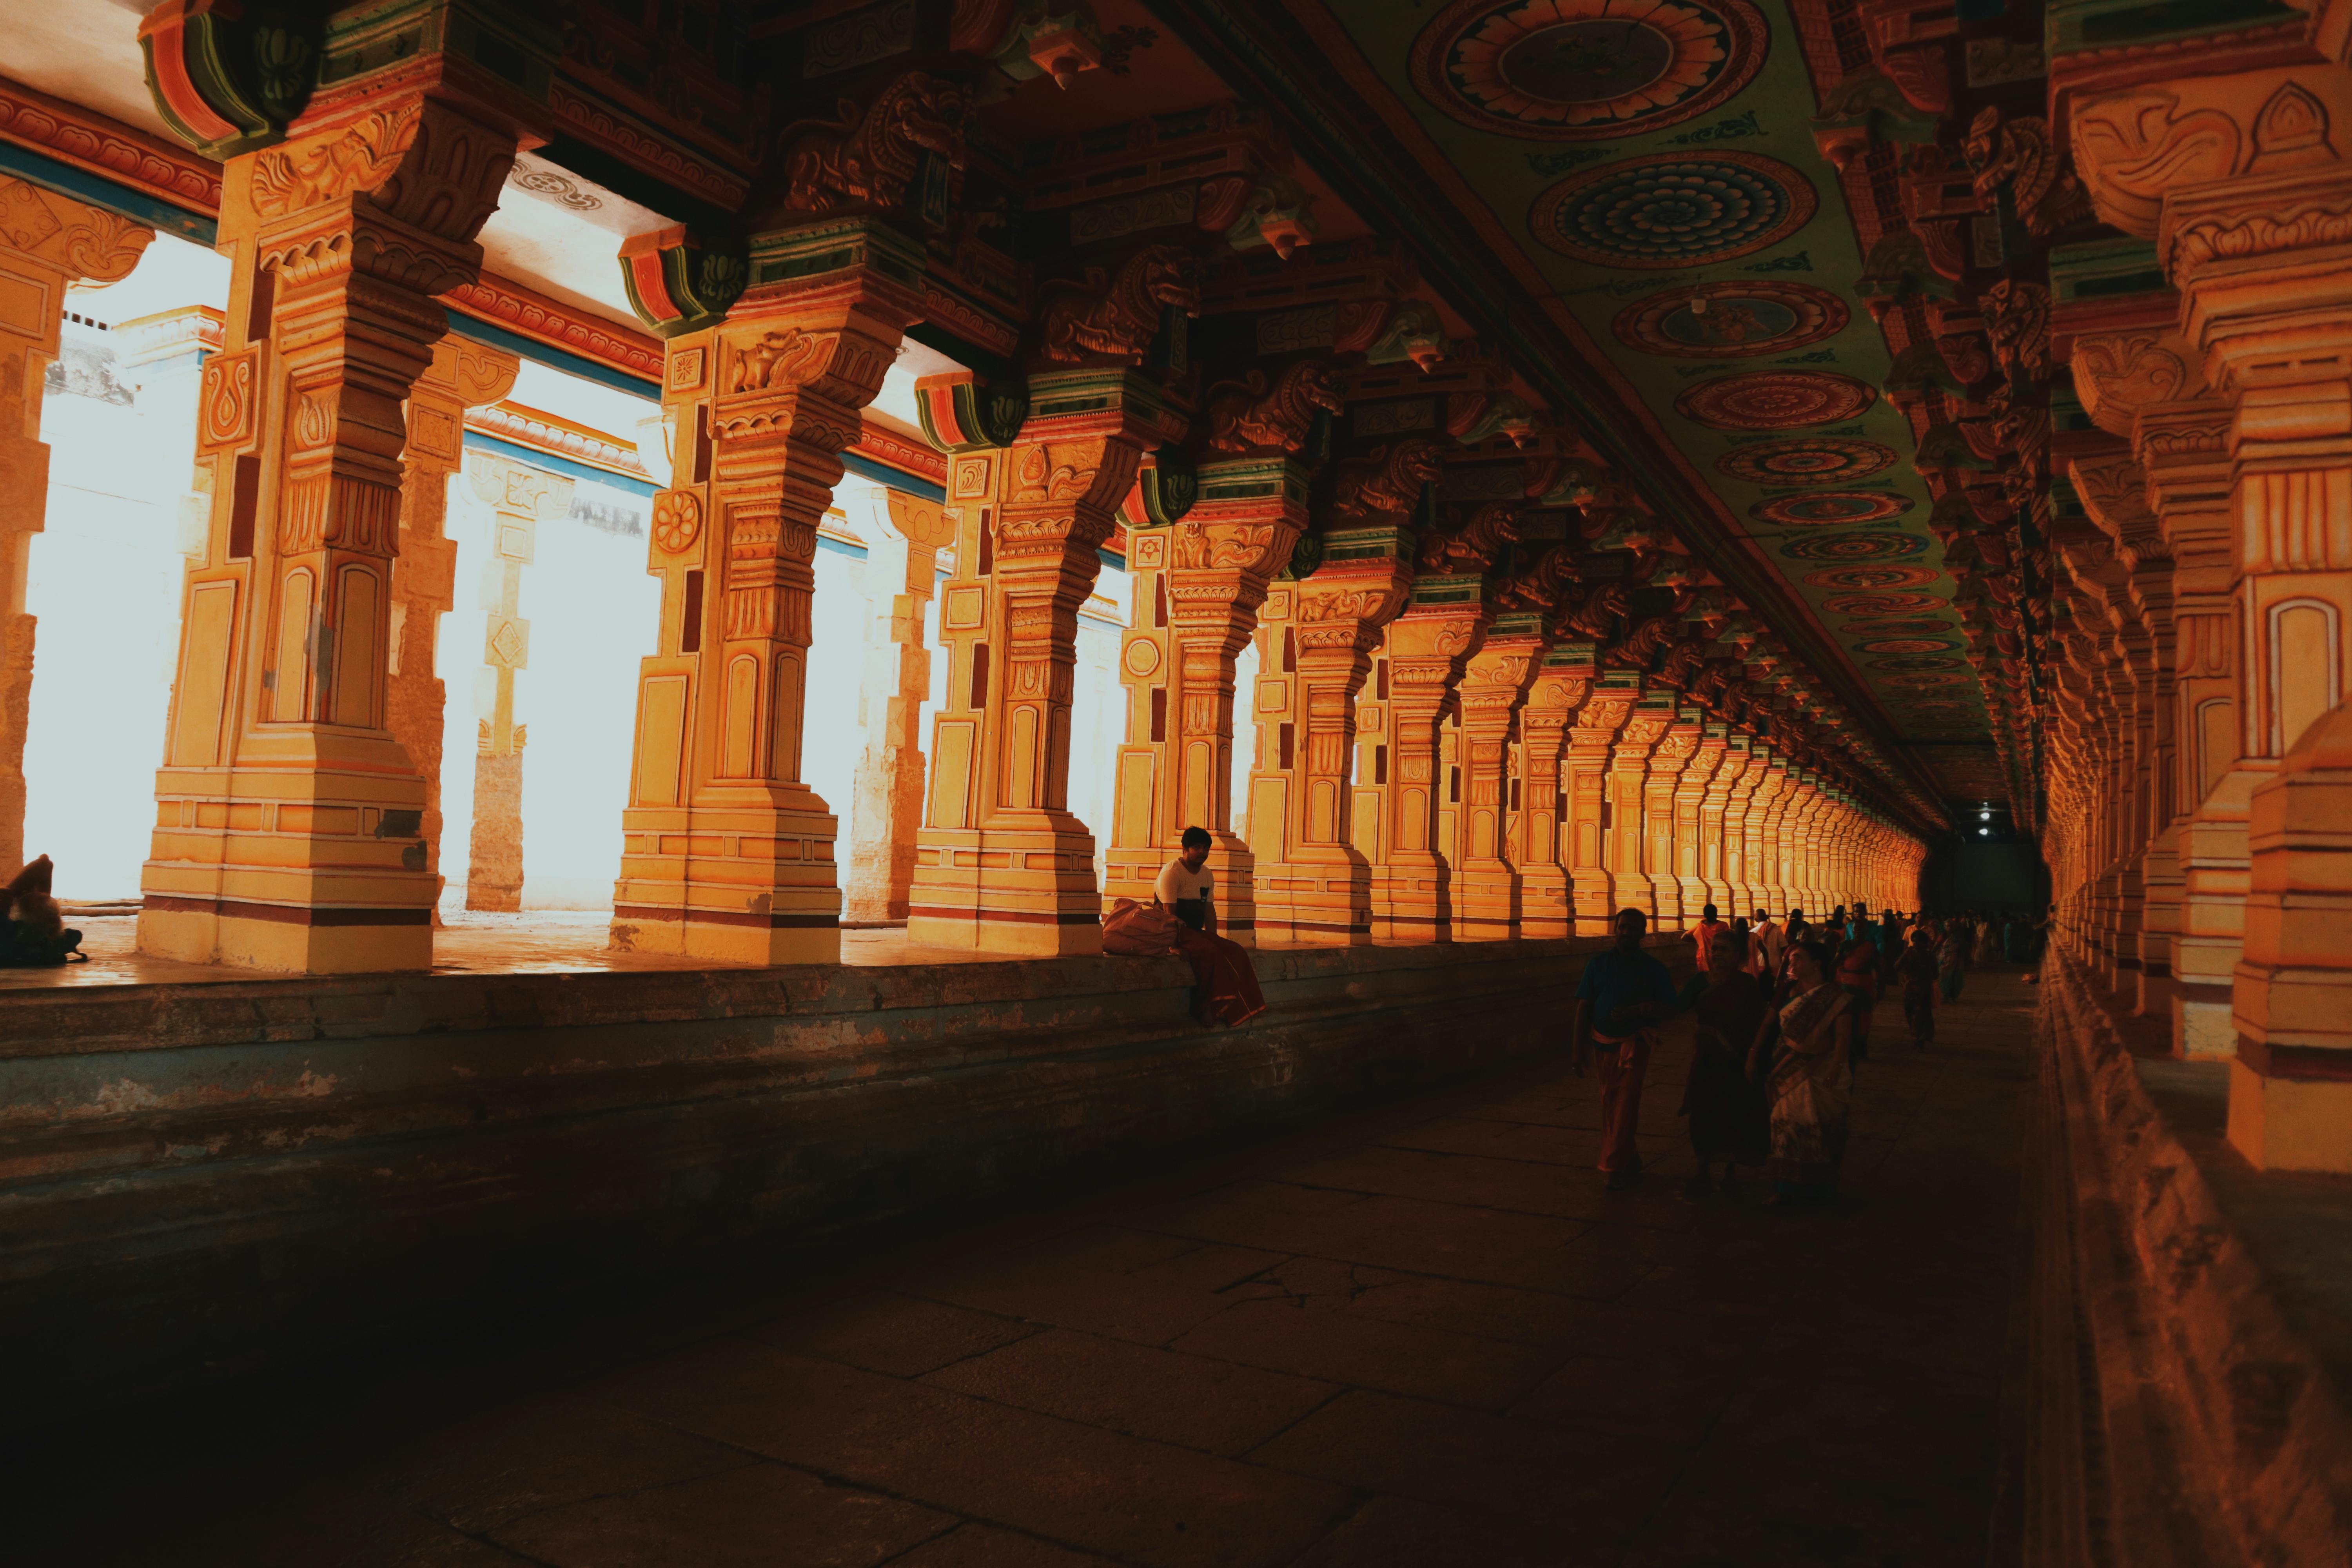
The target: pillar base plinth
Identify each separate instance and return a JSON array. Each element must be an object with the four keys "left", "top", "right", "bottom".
[
  {"left": 909, "top": 818, "right": 1104, "bottom": 956},
  {"left": 1451, "top": 861, "right": 1520, "bottom": 942},
  {"left": 1253, "top": 850, "right": 1372, "bottom": 945},
  {"left": 1370, "top": 858, "right": 1452, "bottom": 944},
  {"left": 137, "top": 902, "right": 433, "bottom": 974},
  {"left": 2136, "top": 969, "right": 2181, "bottom": 1020},
  {"left": 1519, "top": 870, "right": 1570, "bottom": 940},
  {"left": 608, "top": 909, "right": 842, "bottom": 967},
  {"left": 1645, "top": 874, "right": 1683, "bottom": 930},
  {"left": 2225, "top": 1058, "right": 2352, "bottom": 1172},
  {"left": 2174, "top": 982, "right": 2237, "bottom": 1059}
]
